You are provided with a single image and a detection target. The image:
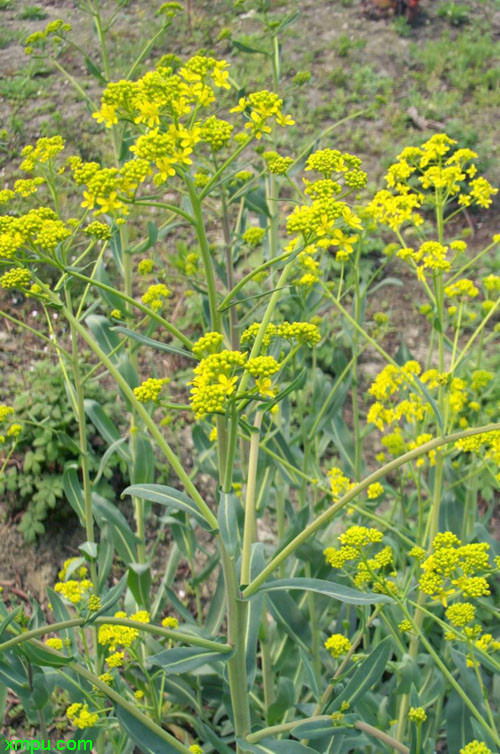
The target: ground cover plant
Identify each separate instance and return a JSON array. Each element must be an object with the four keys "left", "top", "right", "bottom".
[{"left": 0, "top": 1, "right": 499, "bottom": 753}]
